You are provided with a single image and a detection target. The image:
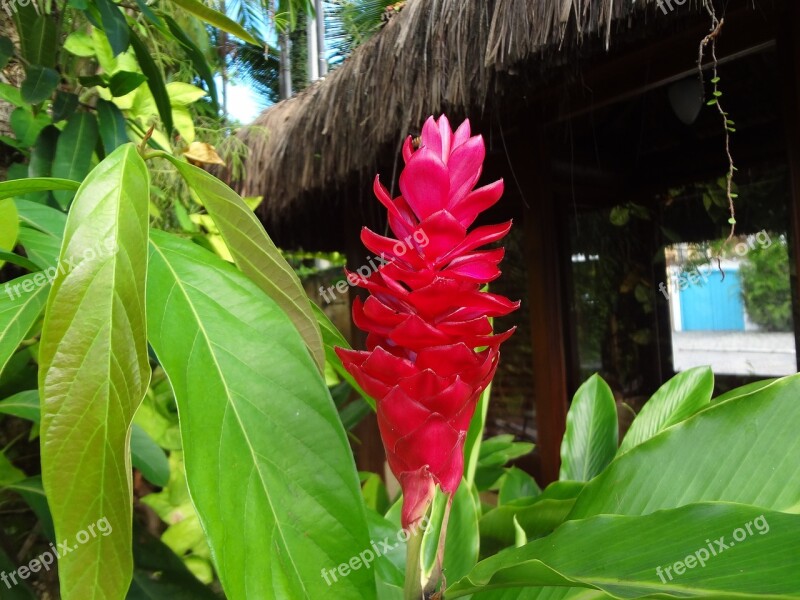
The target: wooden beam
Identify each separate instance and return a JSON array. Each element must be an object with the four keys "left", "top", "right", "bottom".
[
  {"left": 523, "top": 129, "right": 569, "bottom": 484},
  {"left": 538, "top": 4, "right": 778, "bottom": 124}
]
